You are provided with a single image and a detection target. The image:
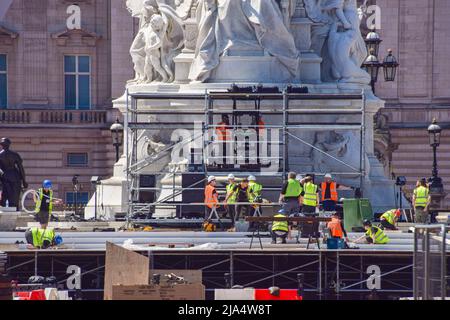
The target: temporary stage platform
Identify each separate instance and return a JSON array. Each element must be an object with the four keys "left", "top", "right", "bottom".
[{"left": 1, "top": 230, "right": 449, "bottom": 300}]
